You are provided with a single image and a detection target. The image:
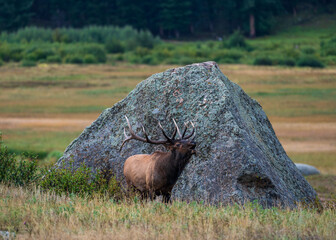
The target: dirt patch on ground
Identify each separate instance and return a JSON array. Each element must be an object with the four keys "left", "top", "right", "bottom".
[
  {"left": 0, "top": 118, "right": 335, "bottom": 153},
  {"left": 0, "top": 118, "right": 92, "bottom": 131}
]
